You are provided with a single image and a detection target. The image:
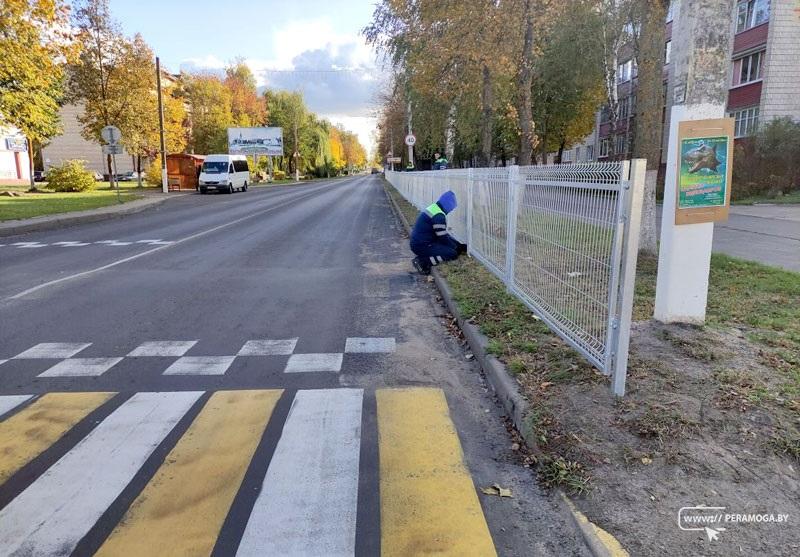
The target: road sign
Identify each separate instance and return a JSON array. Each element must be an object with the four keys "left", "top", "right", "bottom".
[
  {"left": 101, "top": 125, "right": 122, "bottom": 144},
  {"left": 102, "top": 143, "right": 124, "bottom": 155},
  {"left": 387, "top": 157, "right": 402, "bottom": 163},
  {"left": 404, "top": 134, "right": 416, "bottom": 147}
]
